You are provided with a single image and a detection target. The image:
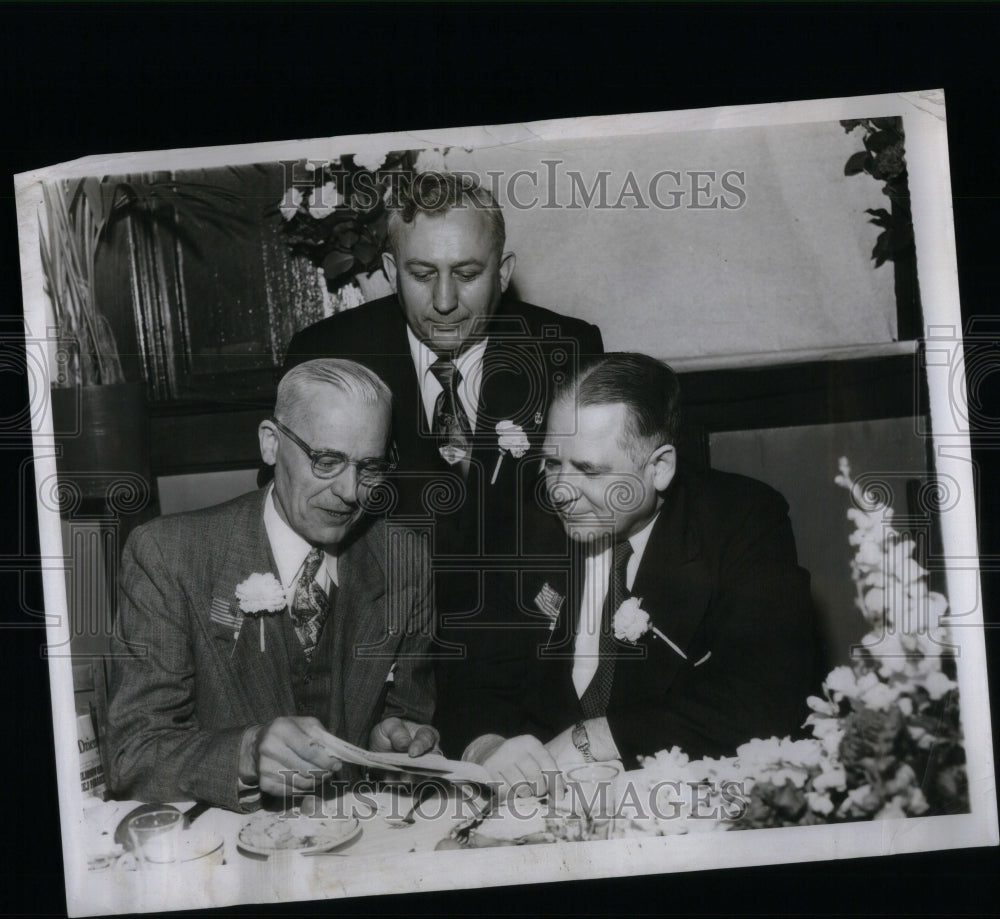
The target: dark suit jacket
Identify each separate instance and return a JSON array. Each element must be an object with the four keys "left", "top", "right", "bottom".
[
  {"left": 106, "top": 488, "right": 434, "bottom": 810},
  {"left": 454, "top": 467, "right": 820, "bottom": 765}
]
